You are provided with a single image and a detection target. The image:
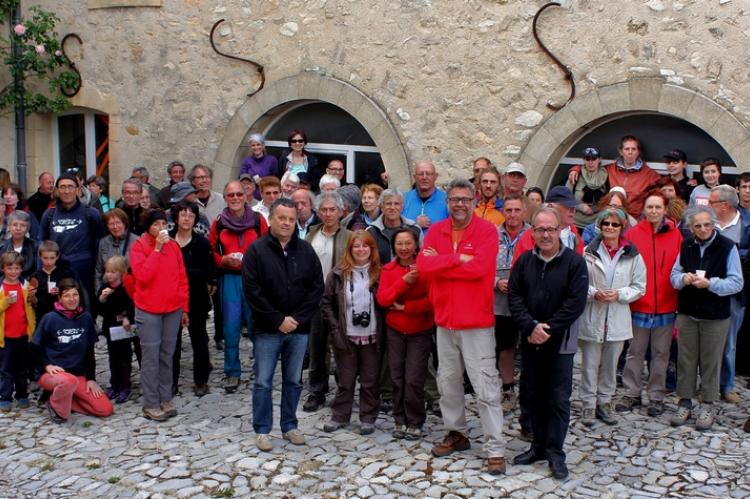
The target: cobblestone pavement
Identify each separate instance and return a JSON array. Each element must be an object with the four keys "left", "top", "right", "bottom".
[{"left": 2, "top": 323, "right": 750, "bottom": 498}]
